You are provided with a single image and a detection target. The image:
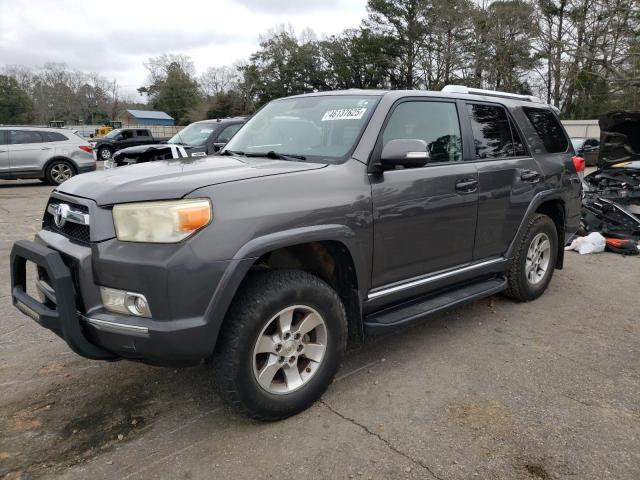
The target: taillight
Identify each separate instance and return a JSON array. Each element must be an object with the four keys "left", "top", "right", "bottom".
[
  {"left": 572, "top": 155, "right": 585, "bottom": 173},
  {"left": 79, "top": 145, "right": 93, "bottom": 153}
]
